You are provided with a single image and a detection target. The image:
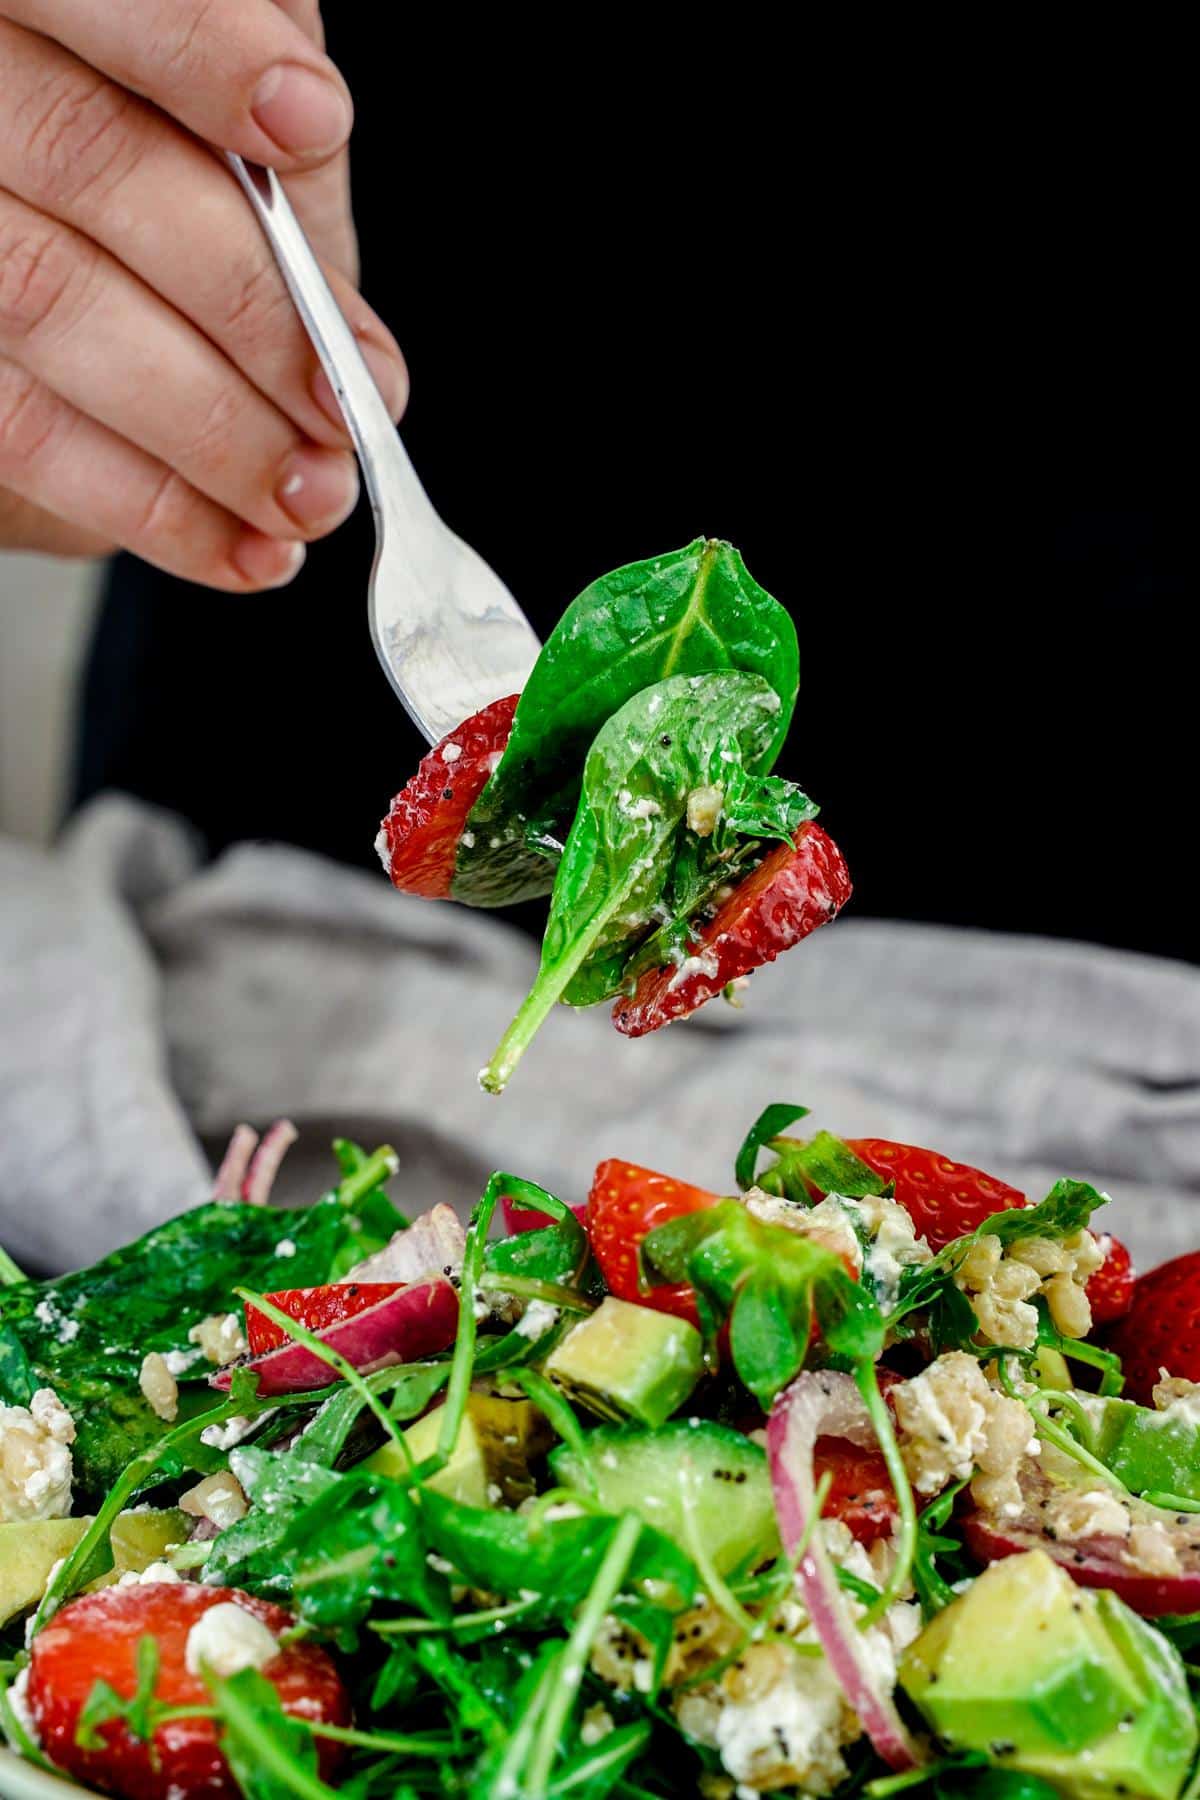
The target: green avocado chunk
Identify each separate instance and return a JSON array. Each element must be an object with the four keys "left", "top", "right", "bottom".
[
  {"left": 1086, "top": 1397, "right": 1200, "bottom": 1503},
  {"left": 551, "top": 1420, "right": 779, "bottom": 1575},
  {"left": 543, "top": 1298, "right": 702, "bottom": 1427},
  {"left": 900, "top": 1549, "right": 1197, "bottom": 1799},
  {"left": 364, "top": 1394, "right": 549, "bottom": 1508},
  {"left": 0, "top": 1508, "right": 188, "bottom": 1625}
]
